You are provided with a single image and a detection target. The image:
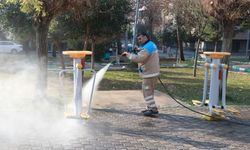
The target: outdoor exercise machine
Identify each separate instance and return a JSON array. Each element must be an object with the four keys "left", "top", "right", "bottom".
[
  {"left": 193, "top": 52, "right": 240, "bottom": 120},
  {"left": 59, "top": 51, "right": 96, "bottom": 118},
  {"left": 202, "top": 52, "right": 230, "bottom": 111}
]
